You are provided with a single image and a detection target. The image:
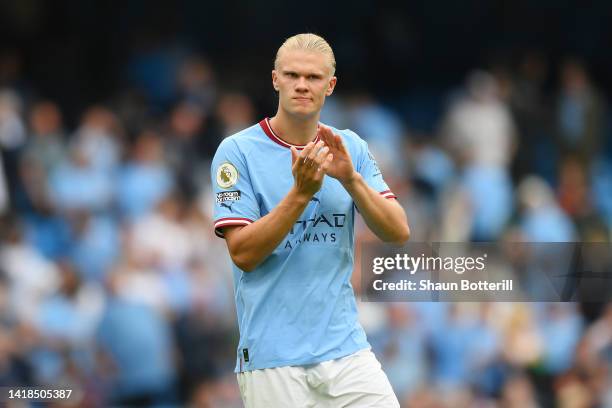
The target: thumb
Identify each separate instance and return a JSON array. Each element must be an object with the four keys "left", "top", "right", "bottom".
[{"left": 290, "top": 146, "right": 298, "bottom": 165}]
